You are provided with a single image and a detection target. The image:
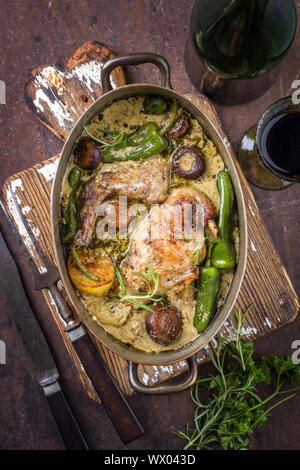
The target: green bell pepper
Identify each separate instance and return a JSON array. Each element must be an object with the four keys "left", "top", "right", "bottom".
[
  {"left": 68, "top": 167, "right": 82, "bottom": 191},
  {"left": 142, "top": 96, "right": 168, "bottom": 115},
  {"left": 61, "top": 190, "right": 79, "bottom": 244},
  {"left": 159, "top": 100, "right": 178, "bottom": 136},
  {"left": 211, "top": 171, "right": 237, "bottom": 270},
  {"left": 102, "top": 123, "right": 169, "bottom": 163},
  {"left": 194, "top": 243, "right": 220, "bottom": 333}
]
